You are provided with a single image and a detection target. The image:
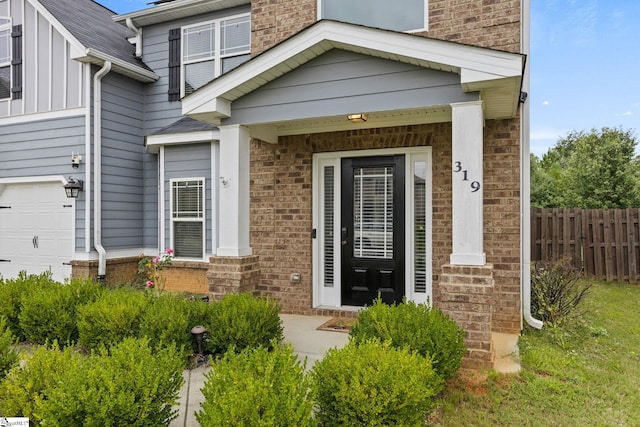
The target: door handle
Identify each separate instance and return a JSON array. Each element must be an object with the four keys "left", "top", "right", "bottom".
[
  {"left": 33, "top": 235, "right": 39, "bottom": 249},
  {"left": 341, "top": 227, "right": 348, "bottom": 246}
]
